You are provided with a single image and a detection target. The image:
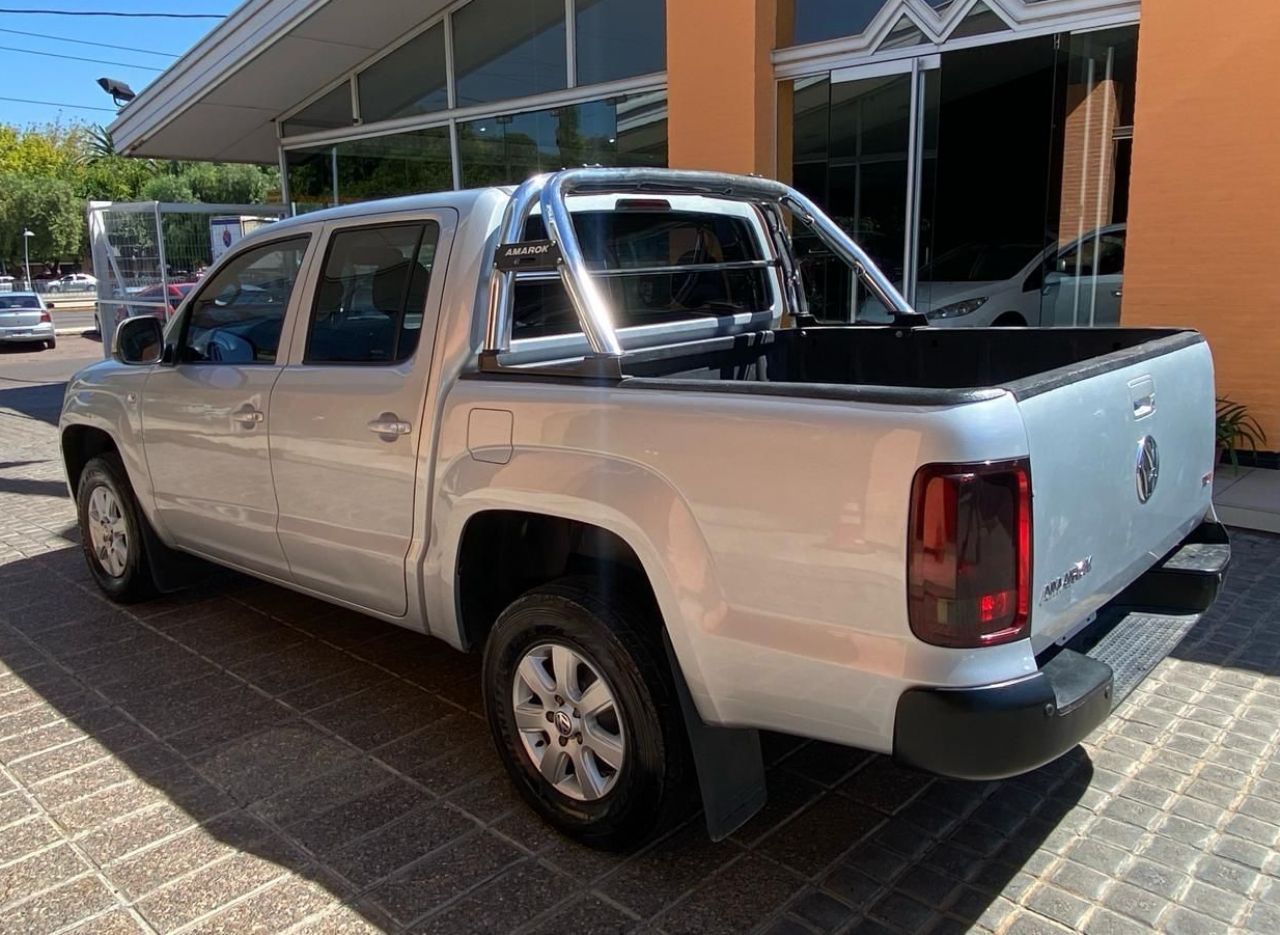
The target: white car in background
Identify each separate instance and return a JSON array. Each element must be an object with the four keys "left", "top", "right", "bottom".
[
  {"left": 46, "top": 273, "right": 98, "bottom": 293},
  {"left": 868, "top": 224, "right": 1127, "bottom": 327},
  {"left": 0, "top": 292, "right": 55, "bottom": 349}
]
